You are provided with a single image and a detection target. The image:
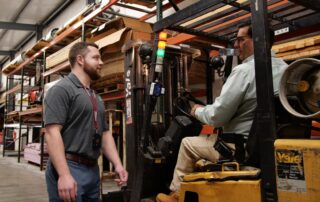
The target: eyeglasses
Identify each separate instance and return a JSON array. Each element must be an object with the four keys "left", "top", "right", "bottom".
[{"left": 234, "top": 35, "right": 250, "bottom": 43}]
